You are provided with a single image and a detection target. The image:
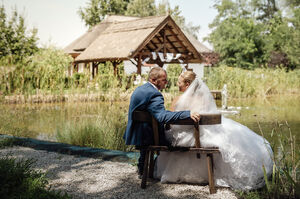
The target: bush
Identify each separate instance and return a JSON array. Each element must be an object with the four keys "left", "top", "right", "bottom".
[{"left": 0, "top": 156, "right": 69, "bottom": 199}]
